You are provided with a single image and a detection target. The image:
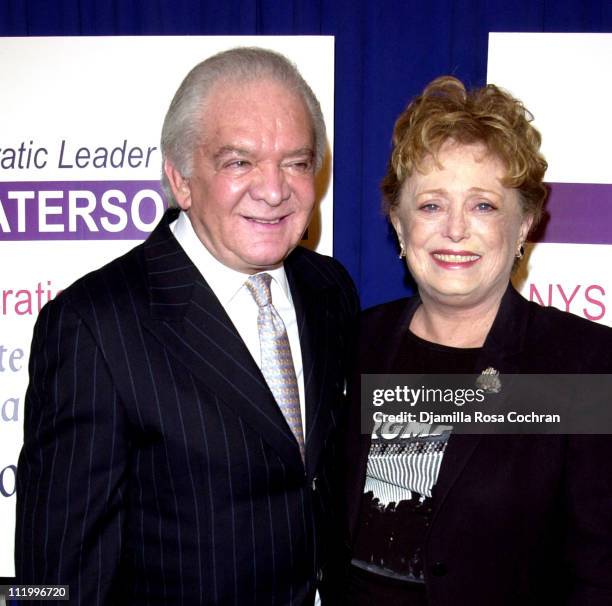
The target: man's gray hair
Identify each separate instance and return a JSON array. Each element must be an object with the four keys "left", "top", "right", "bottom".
[{"left": 160, "top": 46, "right": 327, "bottom": 206}]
